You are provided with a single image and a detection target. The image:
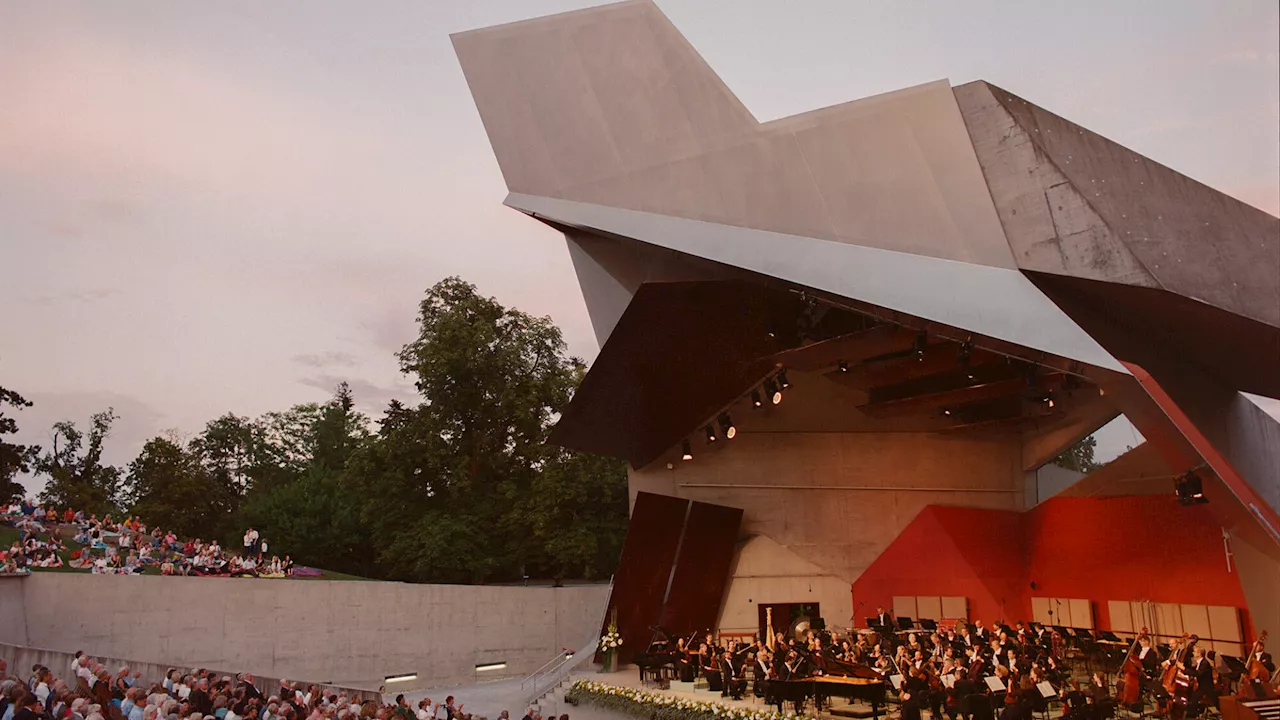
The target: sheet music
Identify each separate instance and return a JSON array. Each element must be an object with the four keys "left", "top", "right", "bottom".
[
  {"left": 942, "top": 675, "right": 955, "bottom": 689},
  {"left": 890, "top": 674, "right": 904, "bottom": 690},
  {"left": 985, "top": 676, "right": 1006, "bottom": 692},
  {"left": 1037, "top": 682, "right": 1057, "bottom": 698}
]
